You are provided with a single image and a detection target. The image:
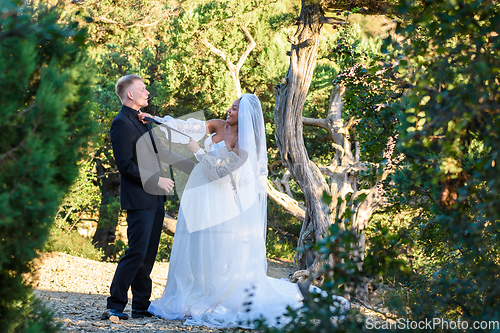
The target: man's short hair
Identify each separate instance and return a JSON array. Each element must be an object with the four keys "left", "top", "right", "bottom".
[{"left": 115, "top": 75, "right": 143, "bottom": 102}]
